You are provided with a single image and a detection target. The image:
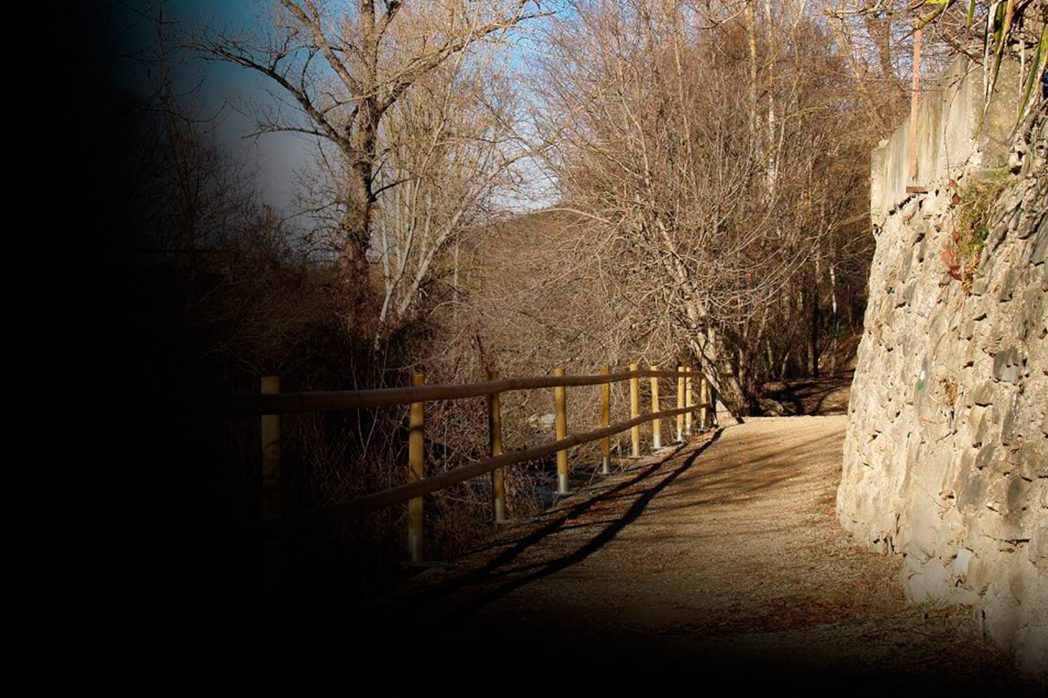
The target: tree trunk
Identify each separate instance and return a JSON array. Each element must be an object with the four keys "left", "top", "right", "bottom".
[
  {"left": 688, "top": 326, "right": 754, "bottom": 420},
  {"left": 736, "top": 345, "right": 747, "bottom": 397},
  {"left": 339, "top": 208, "right": 378, "bottom": 336},
  {"left": 829, "top": 262, "right": 839, "bottom": 375},
  {"left": 810, "top": 281, "right": 820, "bottom": 378}
]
